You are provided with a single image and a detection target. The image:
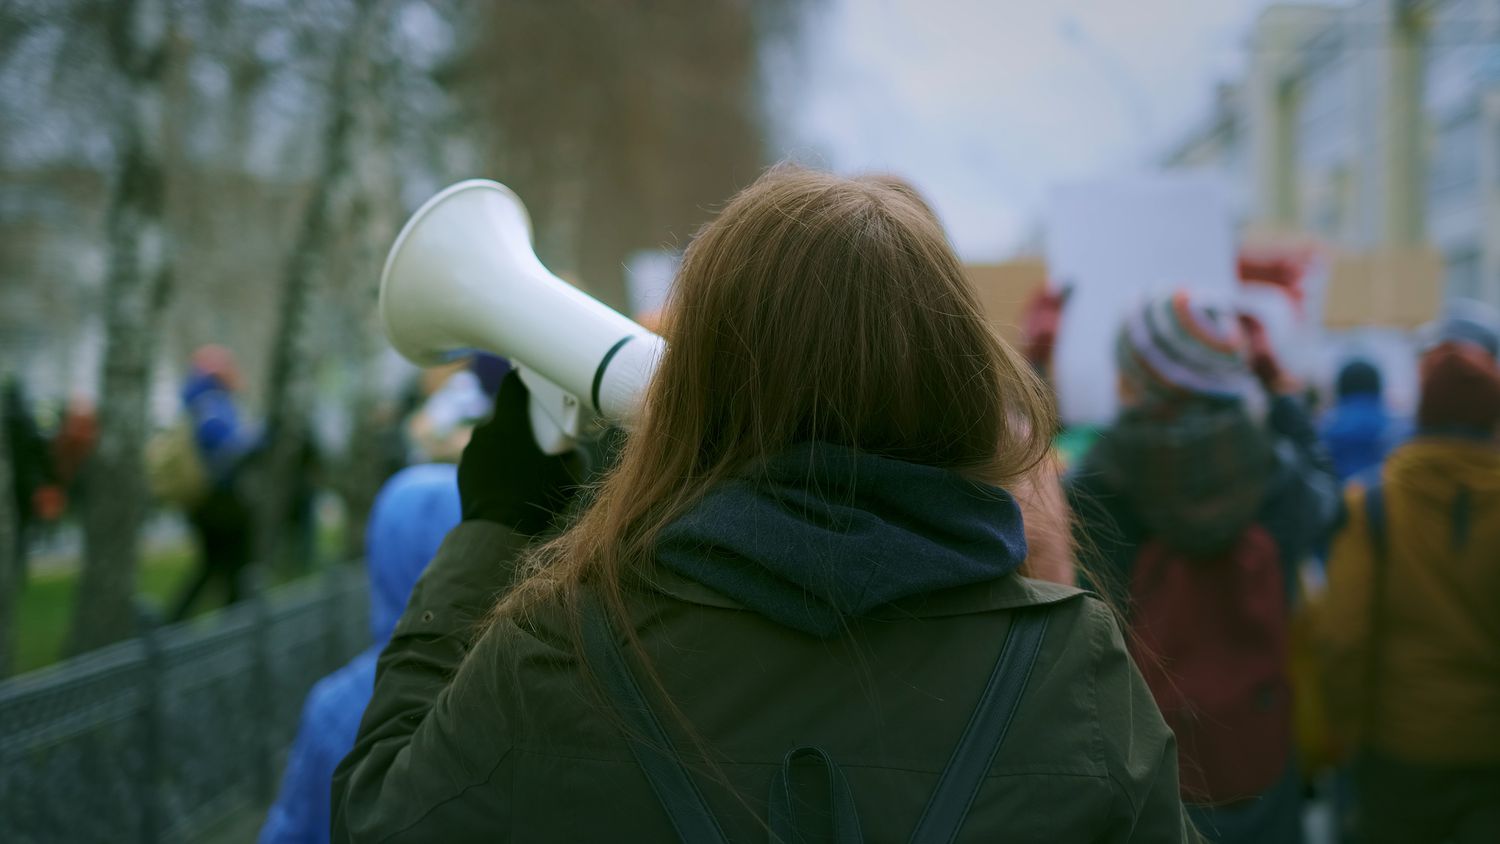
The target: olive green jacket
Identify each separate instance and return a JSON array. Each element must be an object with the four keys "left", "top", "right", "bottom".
[{"left": 331, "top": 522, "right": 1194, "bottom": 842}]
